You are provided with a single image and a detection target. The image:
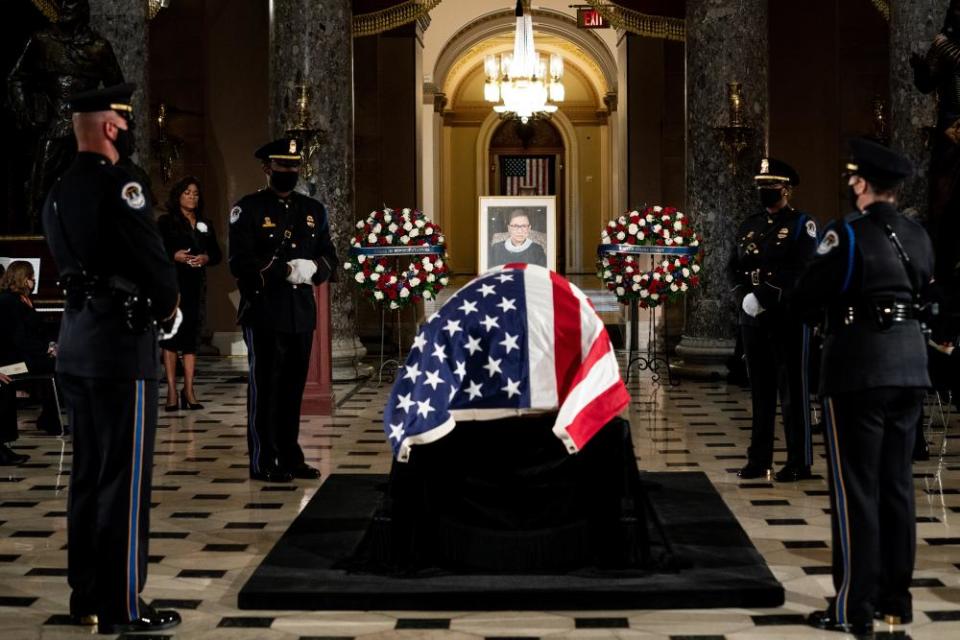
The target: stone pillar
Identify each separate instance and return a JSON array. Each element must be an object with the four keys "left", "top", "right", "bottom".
[
  {"left": 673, "top": 0, "right": 768, "bottom": 379},
  {"left": 89, "top": 0, "right": 150, "bottom": 169},
  {"left": 270, "top": 0, "right": 369, "bottom": 382},
  {"left": 889, "top": 0, "right": 940, "bottom": 219}
]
